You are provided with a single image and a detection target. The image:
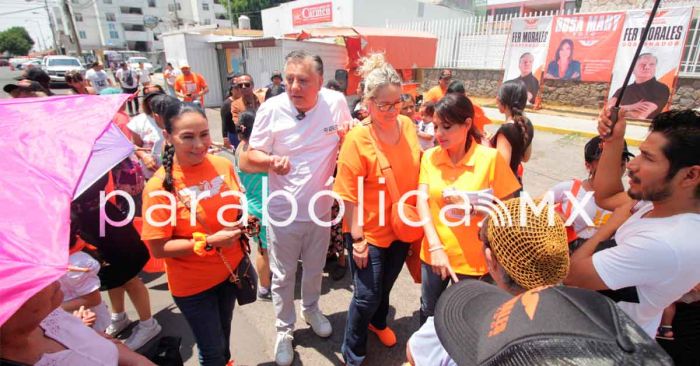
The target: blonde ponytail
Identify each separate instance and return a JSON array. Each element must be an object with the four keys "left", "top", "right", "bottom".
[{"left": 357, "top": 53, "right": 401, "bottom": 100}]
